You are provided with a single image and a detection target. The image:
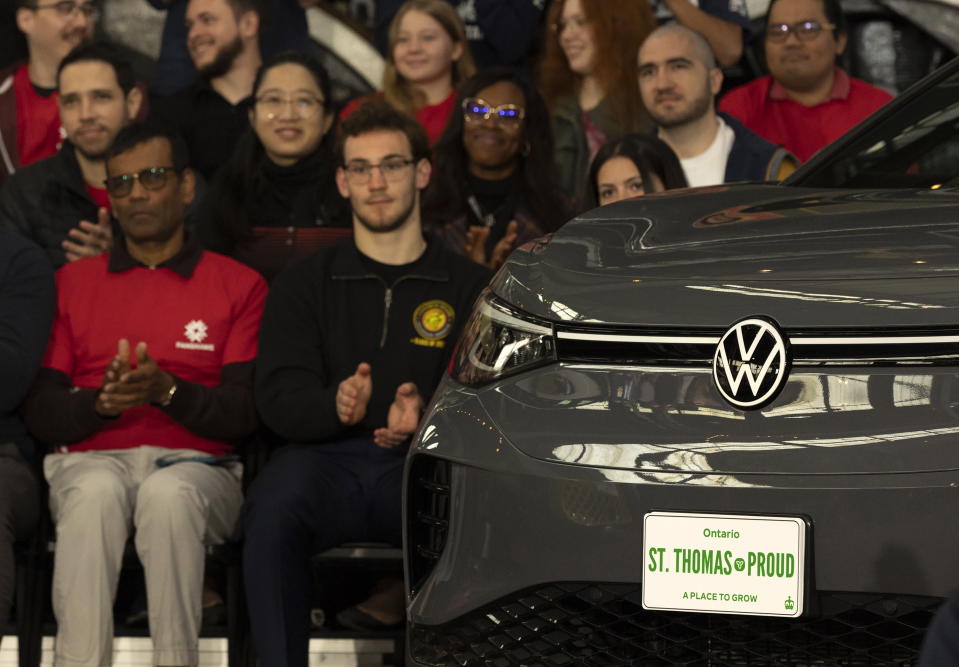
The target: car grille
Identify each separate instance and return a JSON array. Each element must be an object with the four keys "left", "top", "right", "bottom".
[
  {"left": 409, "top": 583, "right": 942, "bottom": 666},
  {"left": 406, "top": 455, "right": 452, "bottom": 595},
  {"left": 555, "top": 327, "right": 959, "bottom": 367}
]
